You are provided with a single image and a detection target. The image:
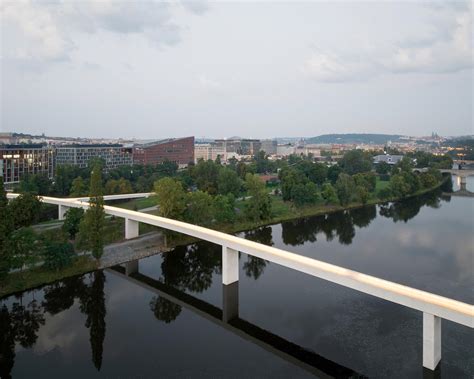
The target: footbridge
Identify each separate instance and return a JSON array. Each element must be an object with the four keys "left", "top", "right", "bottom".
[{"left": 6, "top": 193, "right": 474, "bottom": 372}]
